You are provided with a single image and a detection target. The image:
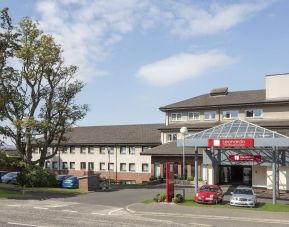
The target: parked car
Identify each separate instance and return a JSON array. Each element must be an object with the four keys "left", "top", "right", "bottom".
[
  {"left": 230, "top": 186, "right": 257, "bottom": 208},
  {"left": 56, "top": 175, "right": 72, "bottom": 187},
  {"left": 195, "top": 184, "right": 224, "bottom": 204},
  {"left": 0, "top": 171, "right": 8, "bottom": 183},
  {"left": 1, "top": 172, "right": 19, "bottom": 184},
  {"left": 62, "top": 176, "right": 79, "bottom": 189}
]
